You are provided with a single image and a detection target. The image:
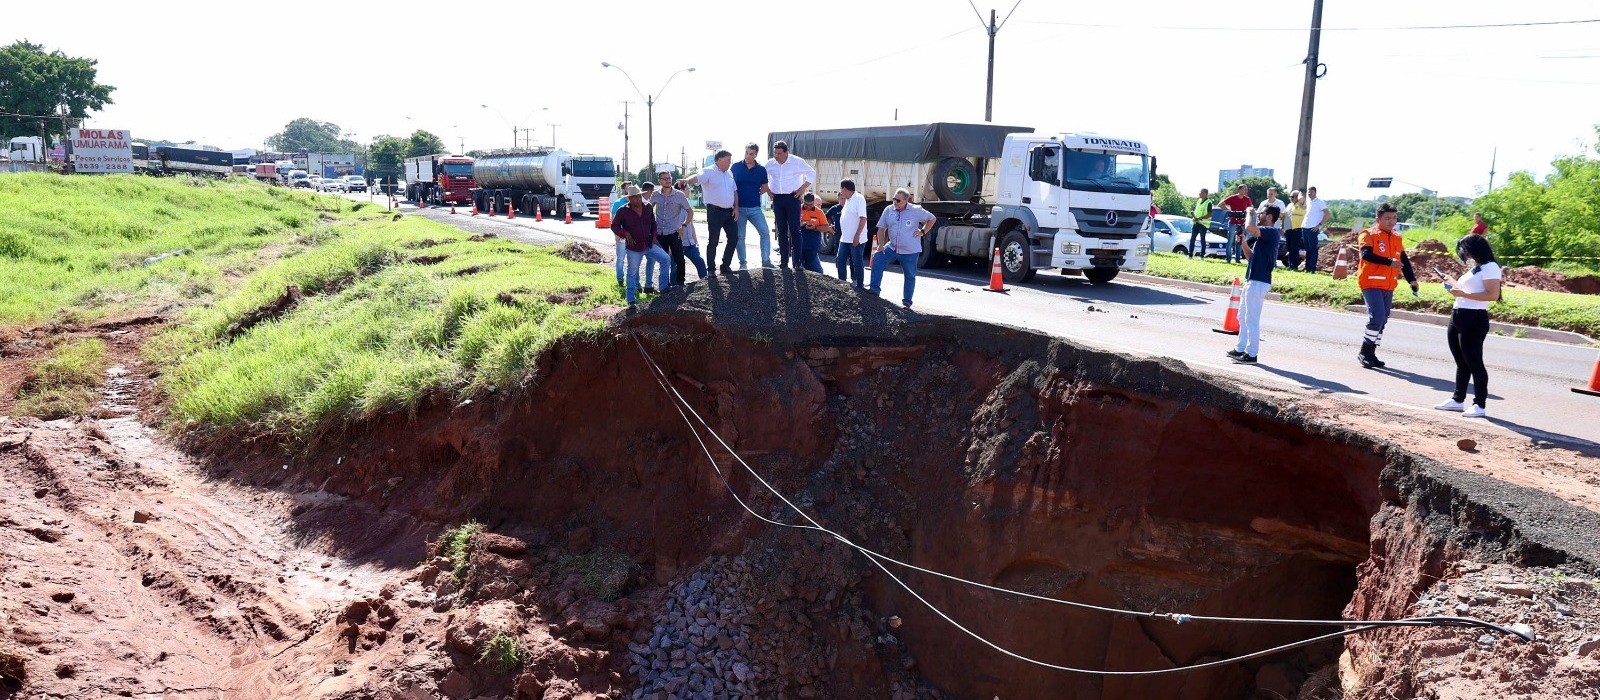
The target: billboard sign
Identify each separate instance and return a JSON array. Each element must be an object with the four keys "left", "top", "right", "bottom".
[{"left": 70, "top": 128, "right": 133, "bottom": 173}]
